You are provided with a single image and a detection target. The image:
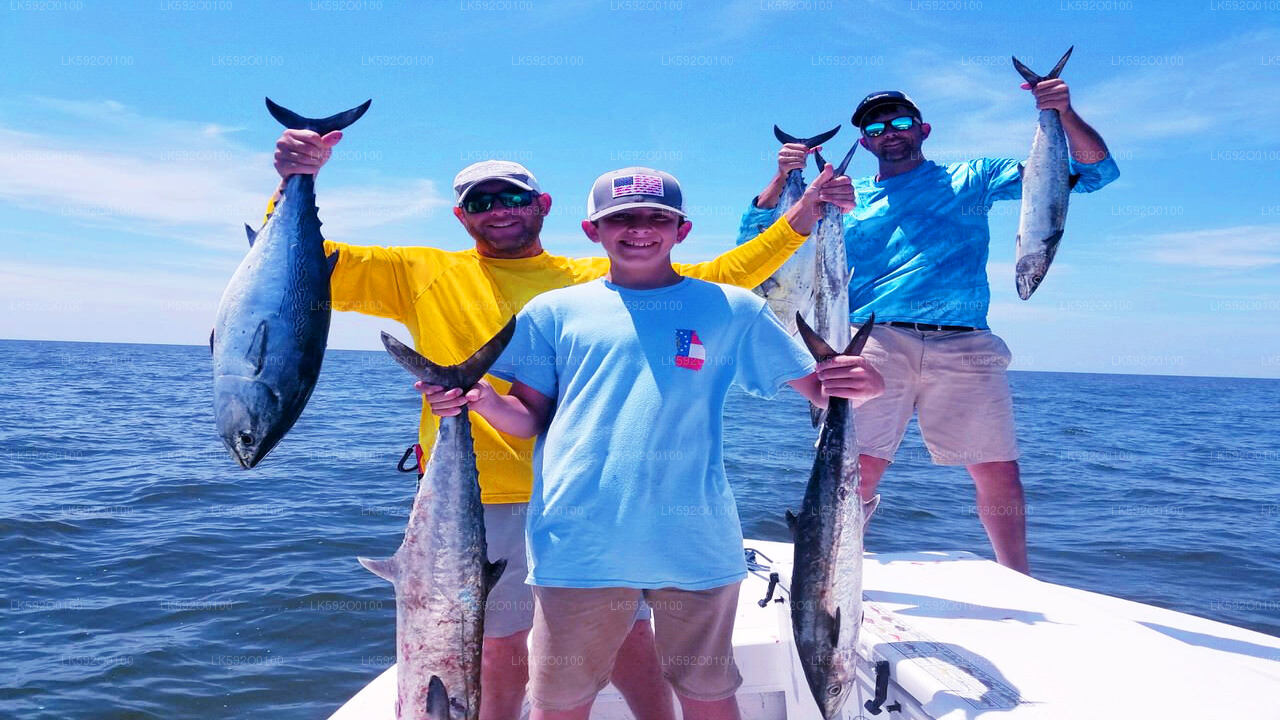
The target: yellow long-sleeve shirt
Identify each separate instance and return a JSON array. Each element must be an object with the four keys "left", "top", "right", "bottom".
[{"left": 316, "top": 217, "right": 805, "bottom": 503}]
